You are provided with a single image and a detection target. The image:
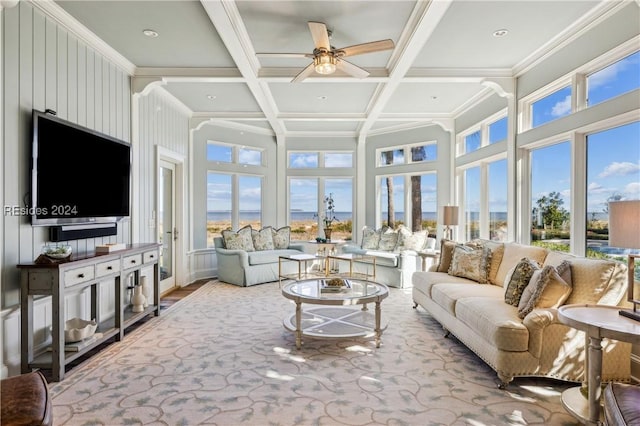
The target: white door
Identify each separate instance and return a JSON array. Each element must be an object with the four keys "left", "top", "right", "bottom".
[{"left": 158, "top": 160, "right": 176, "bottom": 294}]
